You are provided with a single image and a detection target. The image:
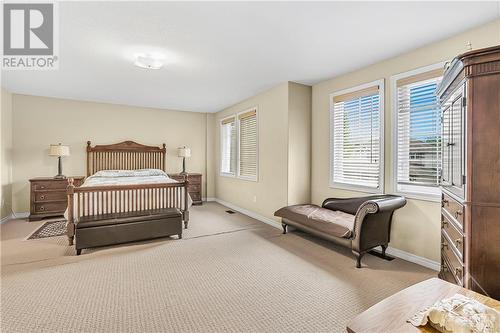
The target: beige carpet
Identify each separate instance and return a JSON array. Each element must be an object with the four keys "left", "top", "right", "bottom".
[{"left": 1, "top": 202, "right": 435, "bottom": 332}]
